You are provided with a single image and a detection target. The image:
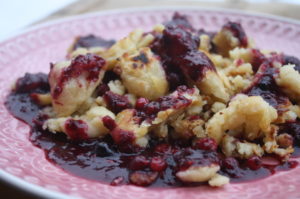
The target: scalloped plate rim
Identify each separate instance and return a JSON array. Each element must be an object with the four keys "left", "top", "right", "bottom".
[
  {"left": 1, "top": 6, "right": 300, "bottom": 199},
  {"left": 1, "top": 5, "right": 300, "bottom": 44}
]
